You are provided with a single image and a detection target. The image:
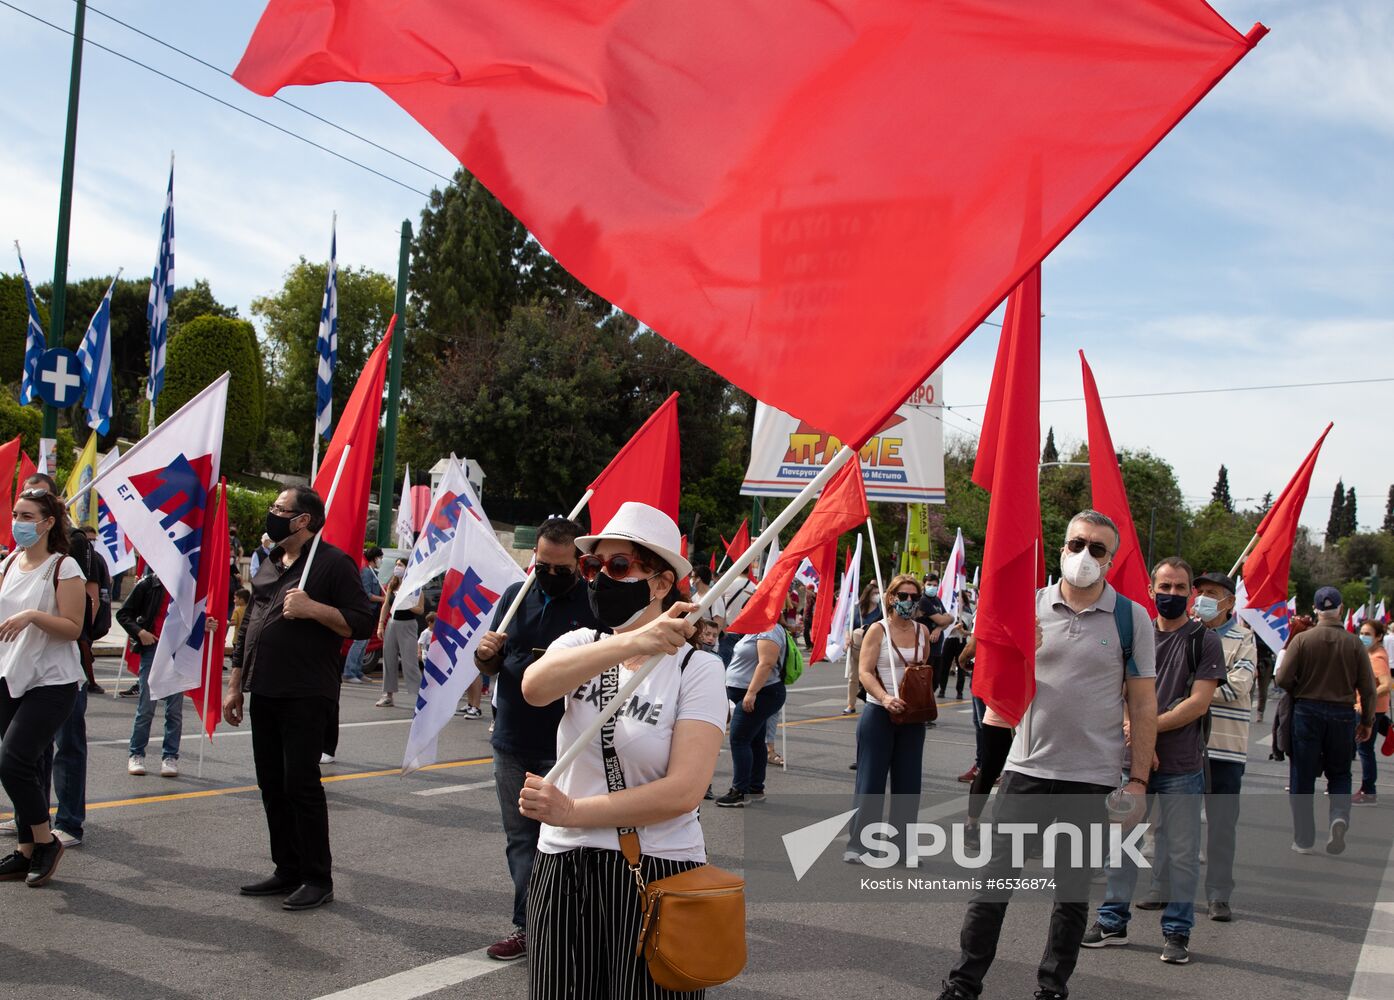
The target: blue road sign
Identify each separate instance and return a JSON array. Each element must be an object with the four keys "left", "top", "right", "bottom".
[{"left": 36, "top": 347, "right": 85, "bottom": 409}]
